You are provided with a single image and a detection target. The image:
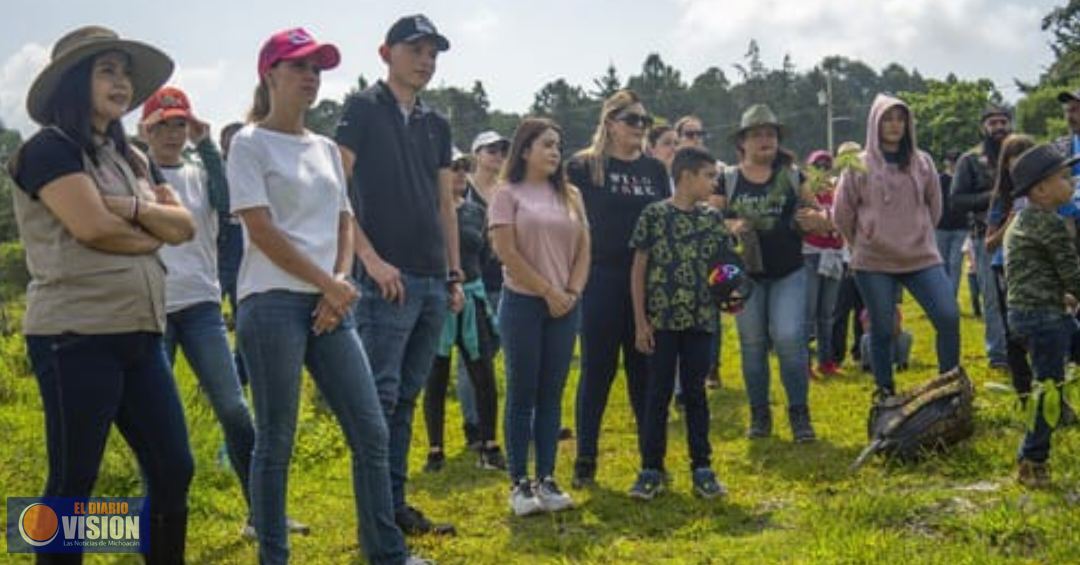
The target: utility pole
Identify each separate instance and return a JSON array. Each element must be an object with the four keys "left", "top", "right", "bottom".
[{"left": 818, "top": 68, "right": 834, "bottom": 154}]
